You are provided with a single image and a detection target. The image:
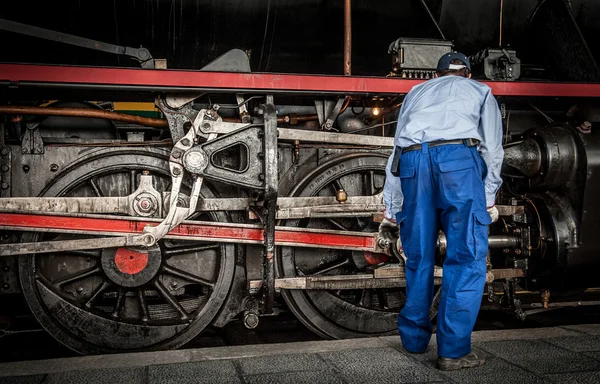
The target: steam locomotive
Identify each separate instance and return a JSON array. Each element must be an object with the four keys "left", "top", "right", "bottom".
[{"left": 0, "top": 0, "right": 600, "bottom": 354}]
